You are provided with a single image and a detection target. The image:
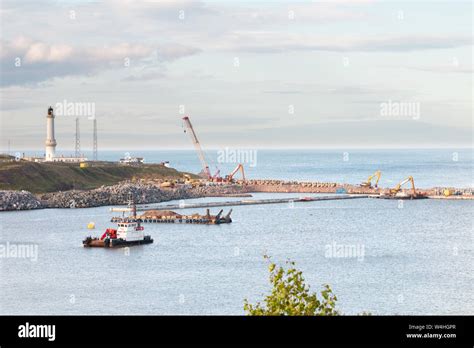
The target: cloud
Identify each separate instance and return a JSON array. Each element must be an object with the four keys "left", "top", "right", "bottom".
[
  {"left": 1, "top": 1, "right": 470, "bottom": 88},
  {"left": 0, "top": 98, "right": 41, "bottom": 111},
  {"left": 263, "top": 90, "right": 304, "bottom": 95},
  {"left": 211, "top": 2, "right": 368, "bottom": 25},
  {"left": 0, "top": 38, "right": 200, "bottom": 86},
  {"left": 219, "top": 33, "right": 473, "bottom": 53},
  {"left": 203, "top": 120, "right": 472, "bottom": 147},
  {"left": 122, "top": 71, "right": 166, "bottom": 82},
  {"left": 156, "top": 44, "right": 201, "bottom": 62},
  {"left": 24, "top": 43, "right": 73, "bottom": 63},
  {"left": 404, "top": 65, "right": 474, "bottom": 74}
]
